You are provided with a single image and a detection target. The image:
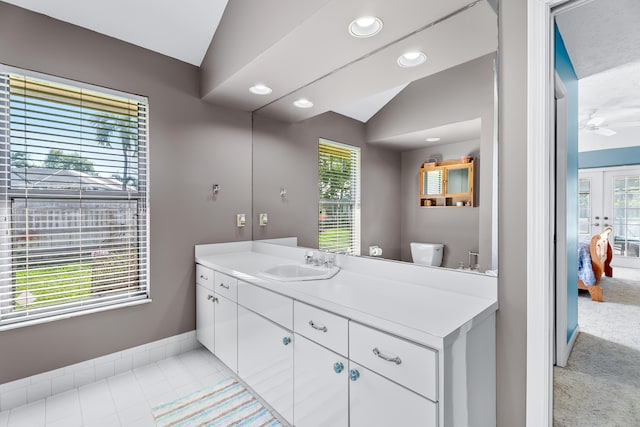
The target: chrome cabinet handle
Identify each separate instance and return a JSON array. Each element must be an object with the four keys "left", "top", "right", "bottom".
[
  {"left": 282, "top": 336, "right": 291, "bottom": 346},
  {"left": 219, "top": 283, "right": 230, "bottom": 290},
  {"left": 333, "top": 362, "right": 344, "bottom": 374},
  {"left": 372, "top": 347, "right": 402, "bottom": 365},
  {"left": 207, "top": 294, "right": 213, "bottom": 301},
  {"left": 200, "top": 274, "right": 209, "bottom": 280},
  {"left": 349, "top": 369, "right": 360, "bottom": 381},
  {"left": 309, "top": 320, "right": 328, "bottom": 332}
]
